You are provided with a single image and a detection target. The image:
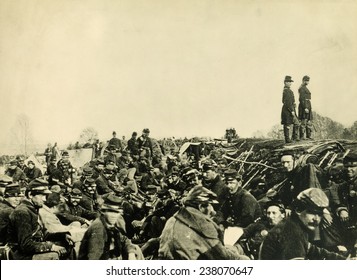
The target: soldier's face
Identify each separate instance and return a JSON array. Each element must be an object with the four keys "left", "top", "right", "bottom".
[
  {"left": 106, "top": 163, "right": 115, "bottom": 171},
  {"left": 96, "top": 164, "right": 104, "bottom": 171},
  {"left": 103, "top": 210, "right": 121, "bottom": 225},
  {"left": 6, "top": 196, "right": 21, "bottom": 208},
  {"left": 285, "top": 82, "right": 292, "bottom": 87},
  {"left": 203, "top": 169, "right": 215, "bottom": 181},
  {"left": 85, "top": 184, "right": 96, "bottom": 194},
  {"left": 70, "top": 197, "right": 81, "bottom": 205},
  {"left": 31, "top": 193, "right": 46, "bottom": 208},
  {"left": 226, "top": 179, "right": 241, "bottom": 194},
  {"left": 345, "top": 164, "right": 357, "bottom": 180},
  {"left": 297, "top": 210, "right": 322, "bottom": 231},
  {"left": 266, "top": 206, "right": 285, "bottom": 226},
  {"left": 281, "top": 155, "right": 294, "bottom": 172}
]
